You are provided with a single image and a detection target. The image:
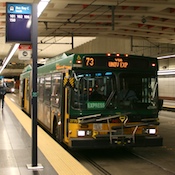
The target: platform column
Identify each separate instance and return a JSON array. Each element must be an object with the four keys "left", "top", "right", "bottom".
[{"left": 27, "top": 3, "right": 43, "bottom": 170}]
